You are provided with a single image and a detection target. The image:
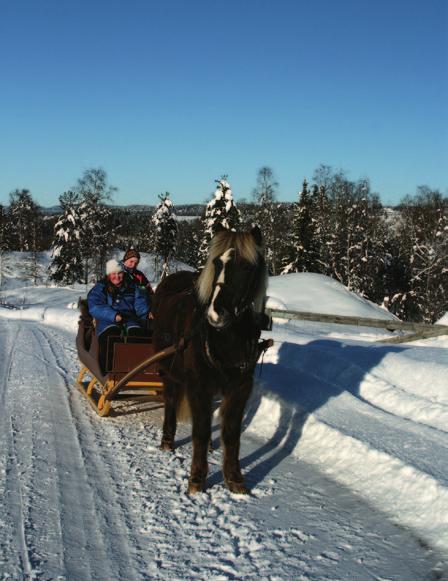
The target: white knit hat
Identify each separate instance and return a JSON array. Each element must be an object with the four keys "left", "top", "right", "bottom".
[{"left": 106, "top": 259, "right": 123, "bottom": 275}]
